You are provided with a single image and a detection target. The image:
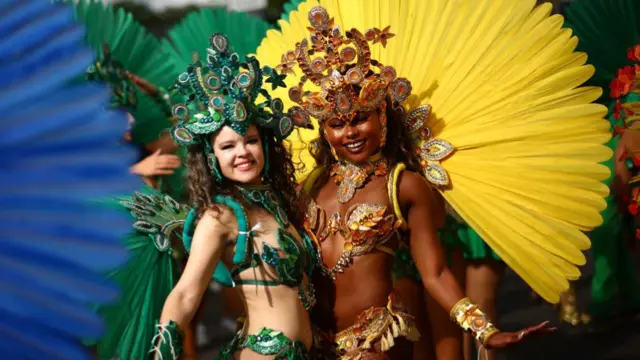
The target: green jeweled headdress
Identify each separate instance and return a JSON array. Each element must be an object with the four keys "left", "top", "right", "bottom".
[
  {"left": 169, "top": 33, "right": 312, "bottom": 146},
  {"left": 86, "top": 44, "right": 137, "bottom": 109}
]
